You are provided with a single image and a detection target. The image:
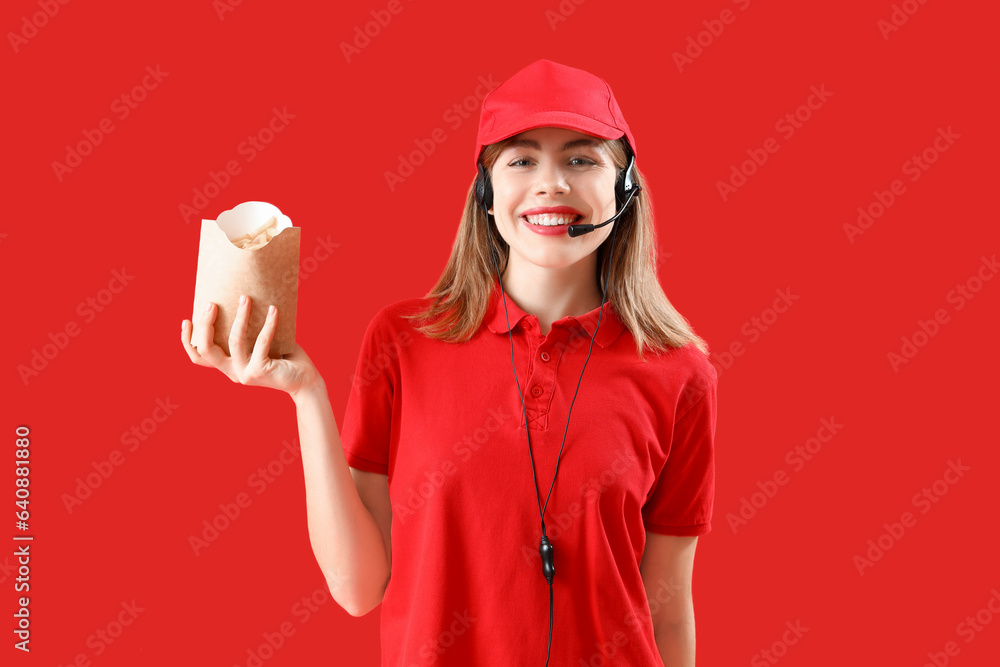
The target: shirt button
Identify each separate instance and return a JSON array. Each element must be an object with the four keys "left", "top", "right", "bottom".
[
  {"left": 521, "top": 321, "right": 531, "bottom": 330},
  {"left": 530, "top": 385, "right": 543, "bottom": 397},
  {"left": 540, "top": 351, "right": 550, "bottom": 362}
]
